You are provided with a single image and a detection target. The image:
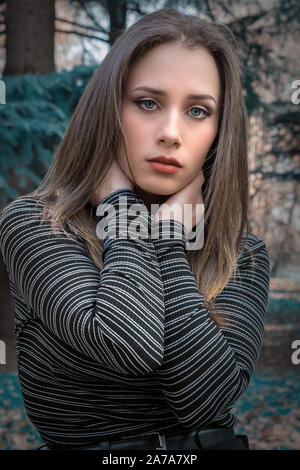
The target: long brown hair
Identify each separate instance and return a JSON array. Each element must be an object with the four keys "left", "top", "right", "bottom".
[{"left": 23, "top": 8, "right": 252, "bottom": 327}]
